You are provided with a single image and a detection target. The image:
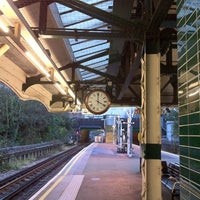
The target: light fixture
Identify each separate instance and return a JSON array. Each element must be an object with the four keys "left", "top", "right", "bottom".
[
  {"left": 0, "top": 19, "right": 9, "bottom": 33},
  {"left": 0, "top": 0, "right": 7, "bottom": 7},
  {"left": 25, "top": 51, "right": 50, "bottom": 78},
  {"left": 23, "top": 37, "right": 54, "bottom": 69},
  {"left": 55, "top": 82, "right": 67, "bottom": 95},
  {"left": 0, "top": 0, "right": 82, "bottom": 106},
  {"left": 0, "top": 44, "right": 9, "bottom": 56}
]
